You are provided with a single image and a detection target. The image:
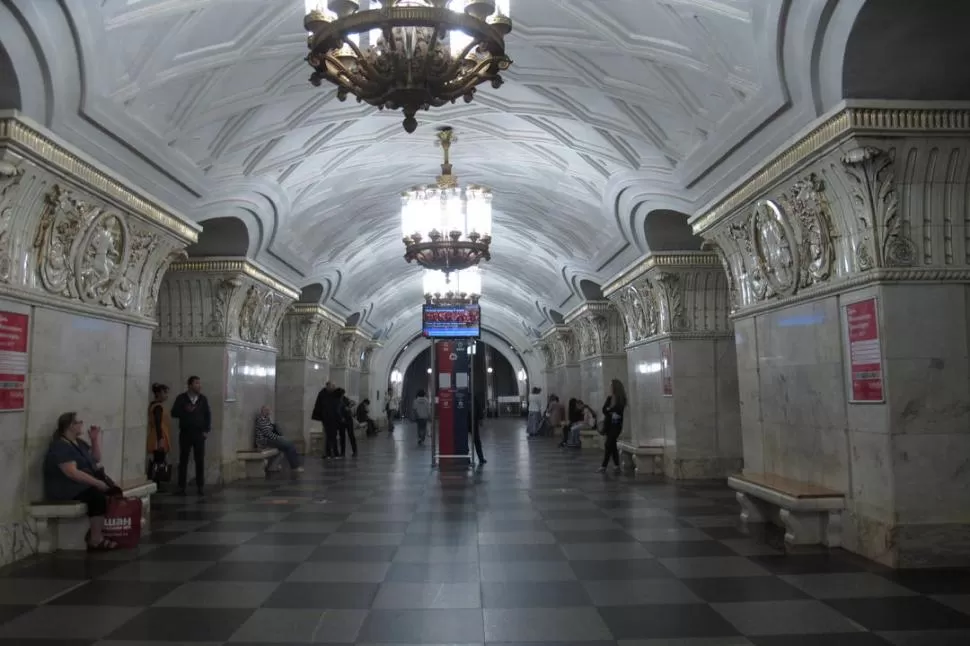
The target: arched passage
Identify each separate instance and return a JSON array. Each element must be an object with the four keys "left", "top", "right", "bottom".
[
  {"left": 643, "top": 209, "right": 702, "bottom": 252},
  {"left": 187, "top": 216, "right": 253, "bottom": 257}
]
